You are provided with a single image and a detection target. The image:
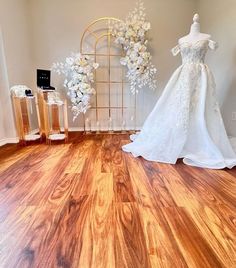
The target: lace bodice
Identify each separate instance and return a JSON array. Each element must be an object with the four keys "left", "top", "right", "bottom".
[{"left": 171, "top": 39, "right": 218, "bottom": 64}]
